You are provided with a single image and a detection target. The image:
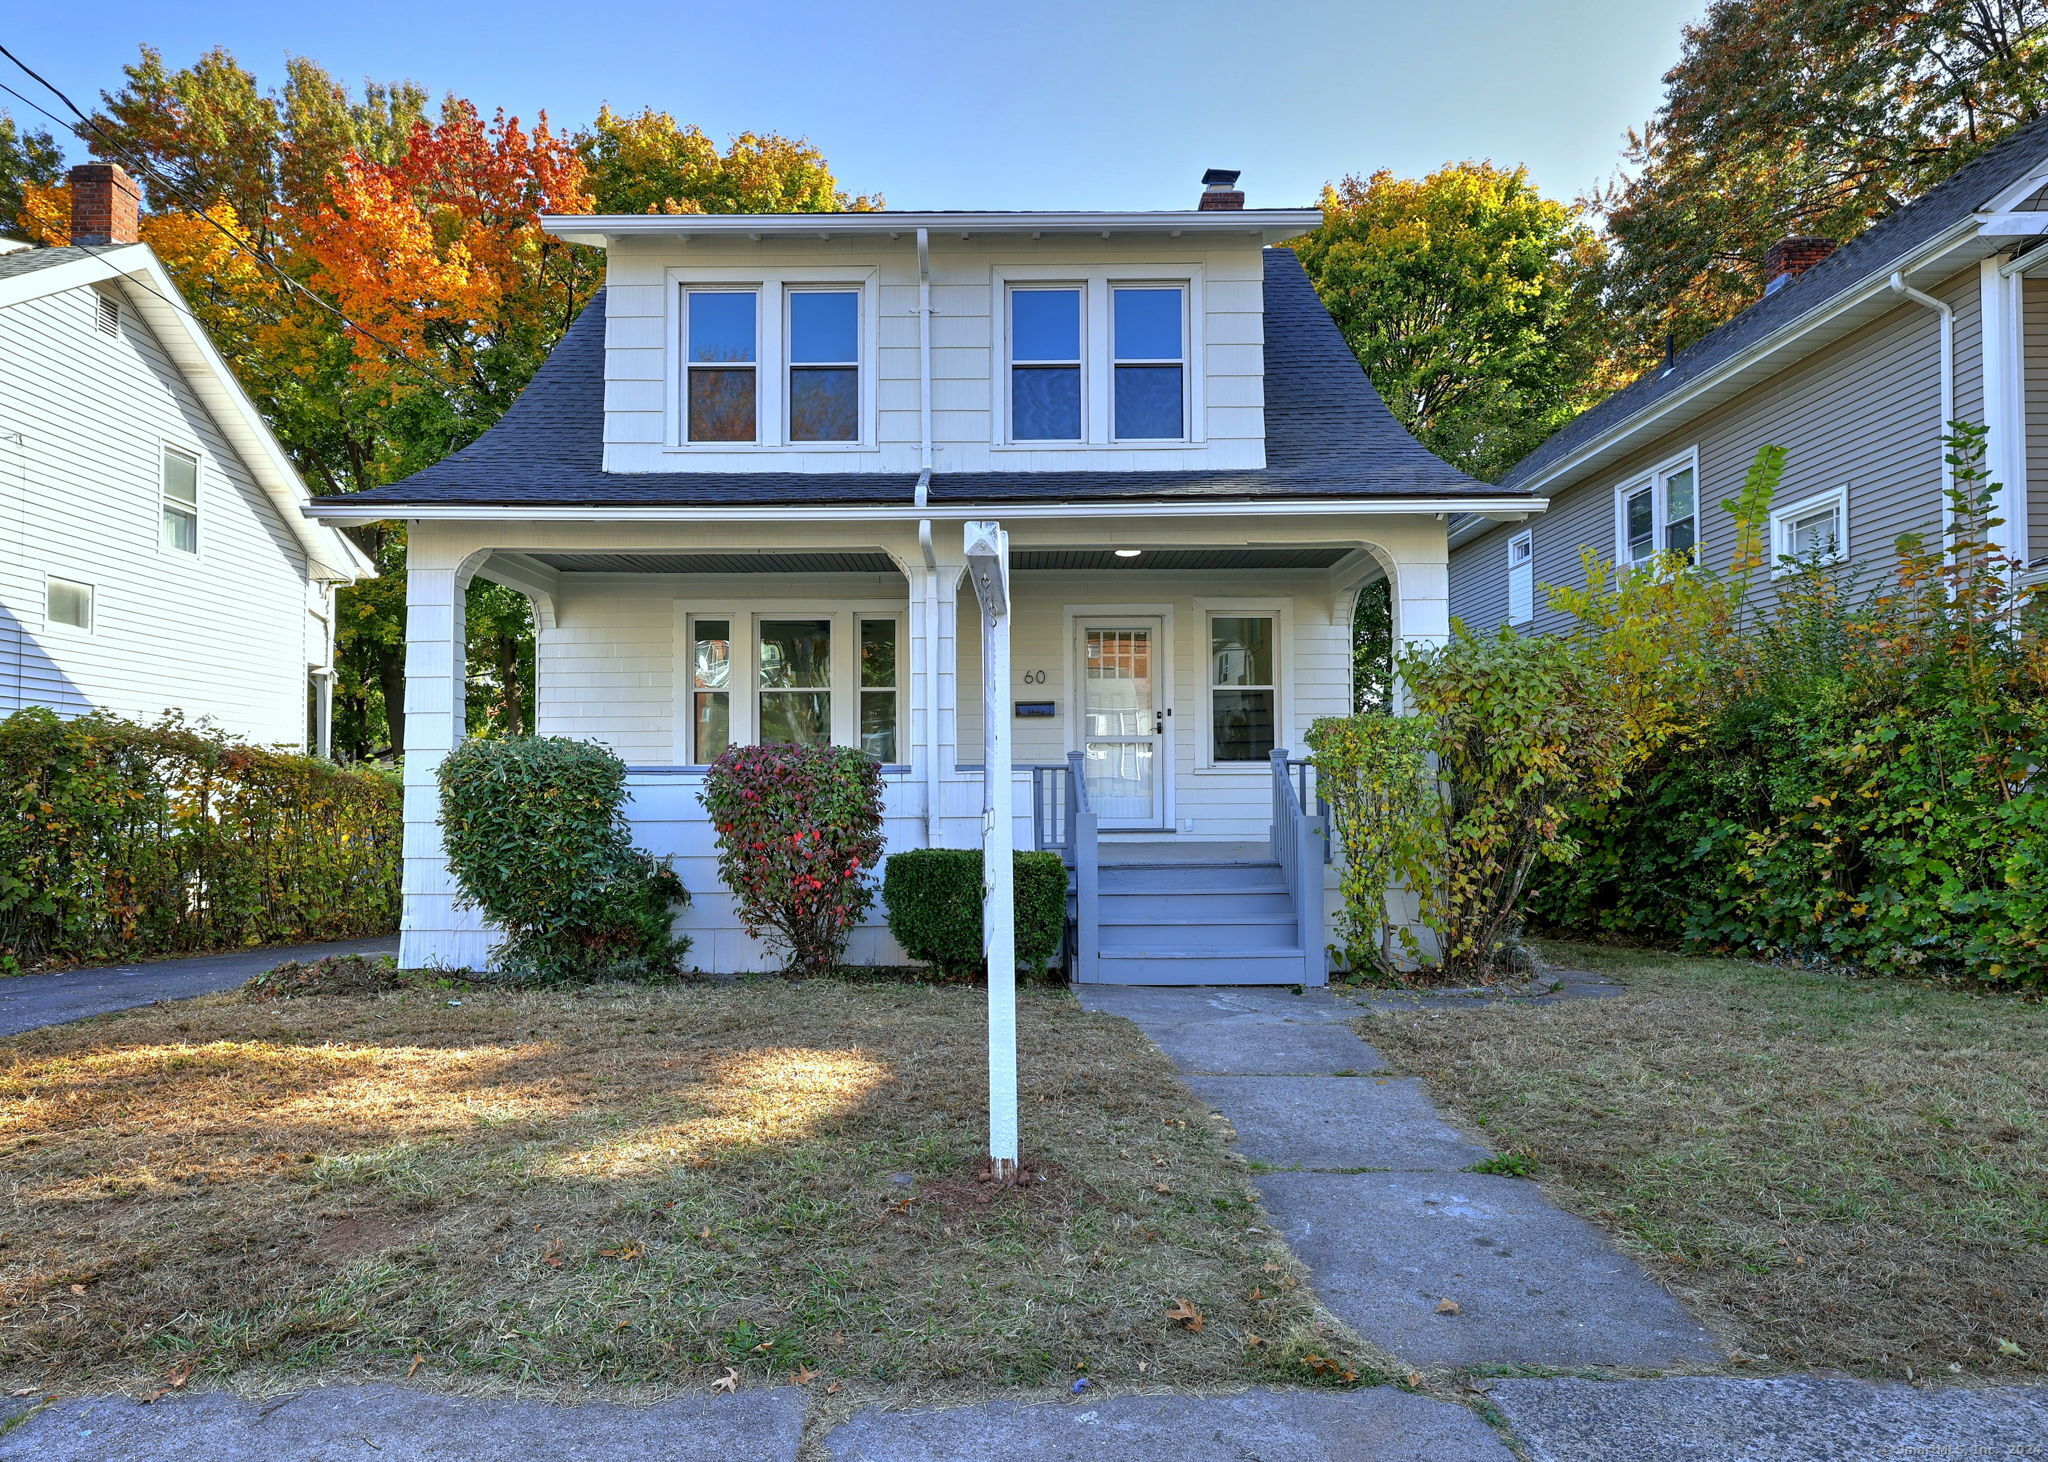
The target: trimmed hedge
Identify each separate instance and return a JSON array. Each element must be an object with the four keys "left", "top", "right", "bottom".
[
  {"left": 0, "top": 707, "right": 399, "bottom": 972},
  {"left": 881, "top": 848, "right": 1069, "bottom": 980},
  {"left": 438, "top": 735, "right": 690, "bottom": 982}
]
